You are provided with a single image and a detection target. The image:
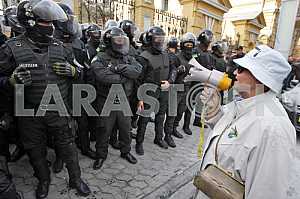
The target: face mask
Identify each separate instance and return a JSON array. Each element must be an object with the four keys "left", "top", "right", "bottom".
[
  {"left": 152, "top": 35, "right": 165, "bottom": 52},
  {"left": 34, "top": 24, "right": 54, "bottom": 37},
  {"left": 183, "top": 47, "right": 193, "bottom": 60},
  {"left": 27, "top": 24, "right": 54, "bottom": 44}
]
